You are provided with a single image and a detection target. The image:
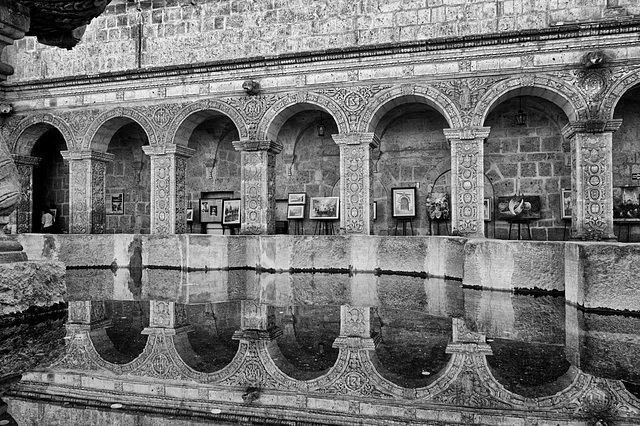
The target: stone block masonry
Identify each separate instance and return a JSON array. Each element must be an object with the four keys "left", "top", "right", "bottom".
[{"left": 5, "top": 0, "right": 640, "bottom": 82}]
